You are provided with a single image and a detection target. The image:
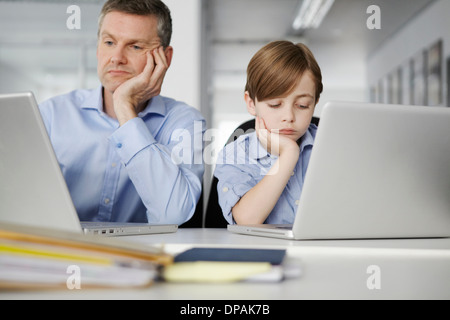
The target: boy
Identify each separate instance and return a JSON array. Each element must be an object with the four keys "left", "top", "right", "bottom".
[{"left": 214, "top": 41, "right": 323, "bottom": 225}]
